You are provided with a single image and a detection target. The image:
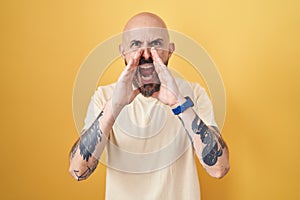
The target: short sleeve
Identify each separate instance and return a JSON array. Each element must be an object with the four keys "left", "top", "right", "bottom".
[{"left": 192, "top": 83, "right": 218, "bottom": 128}]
